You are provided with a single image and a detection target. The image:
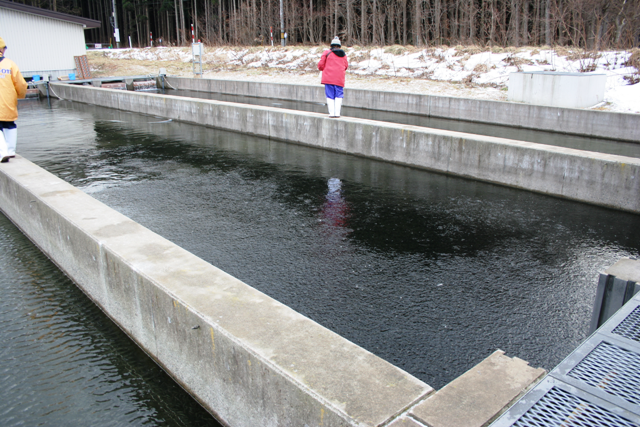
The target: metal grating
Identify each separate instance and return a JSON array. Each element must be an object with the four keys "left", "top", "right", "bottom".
[
  {"left": 513, "top": 387, "right": 639, "bottom": 427},
  {"left": 613, "top": 306, "right": 640, "bottom": 342},
  {"left": 566, "top": 341, "right": 640, "bottom": 406},
  {"left": 490, "top": 284, "right": 640, "bottom": 426}
]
